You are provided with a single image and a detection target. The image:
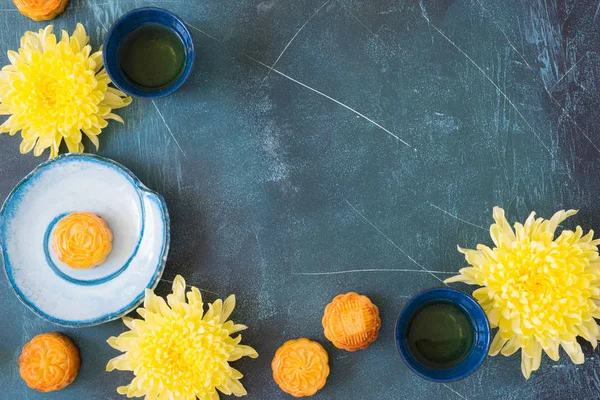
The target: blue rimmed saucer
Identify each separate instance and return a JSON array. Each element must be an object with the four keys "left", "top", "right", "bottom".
[{"left": 0, "top": 153, "right": 170, "bottom": 327}]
